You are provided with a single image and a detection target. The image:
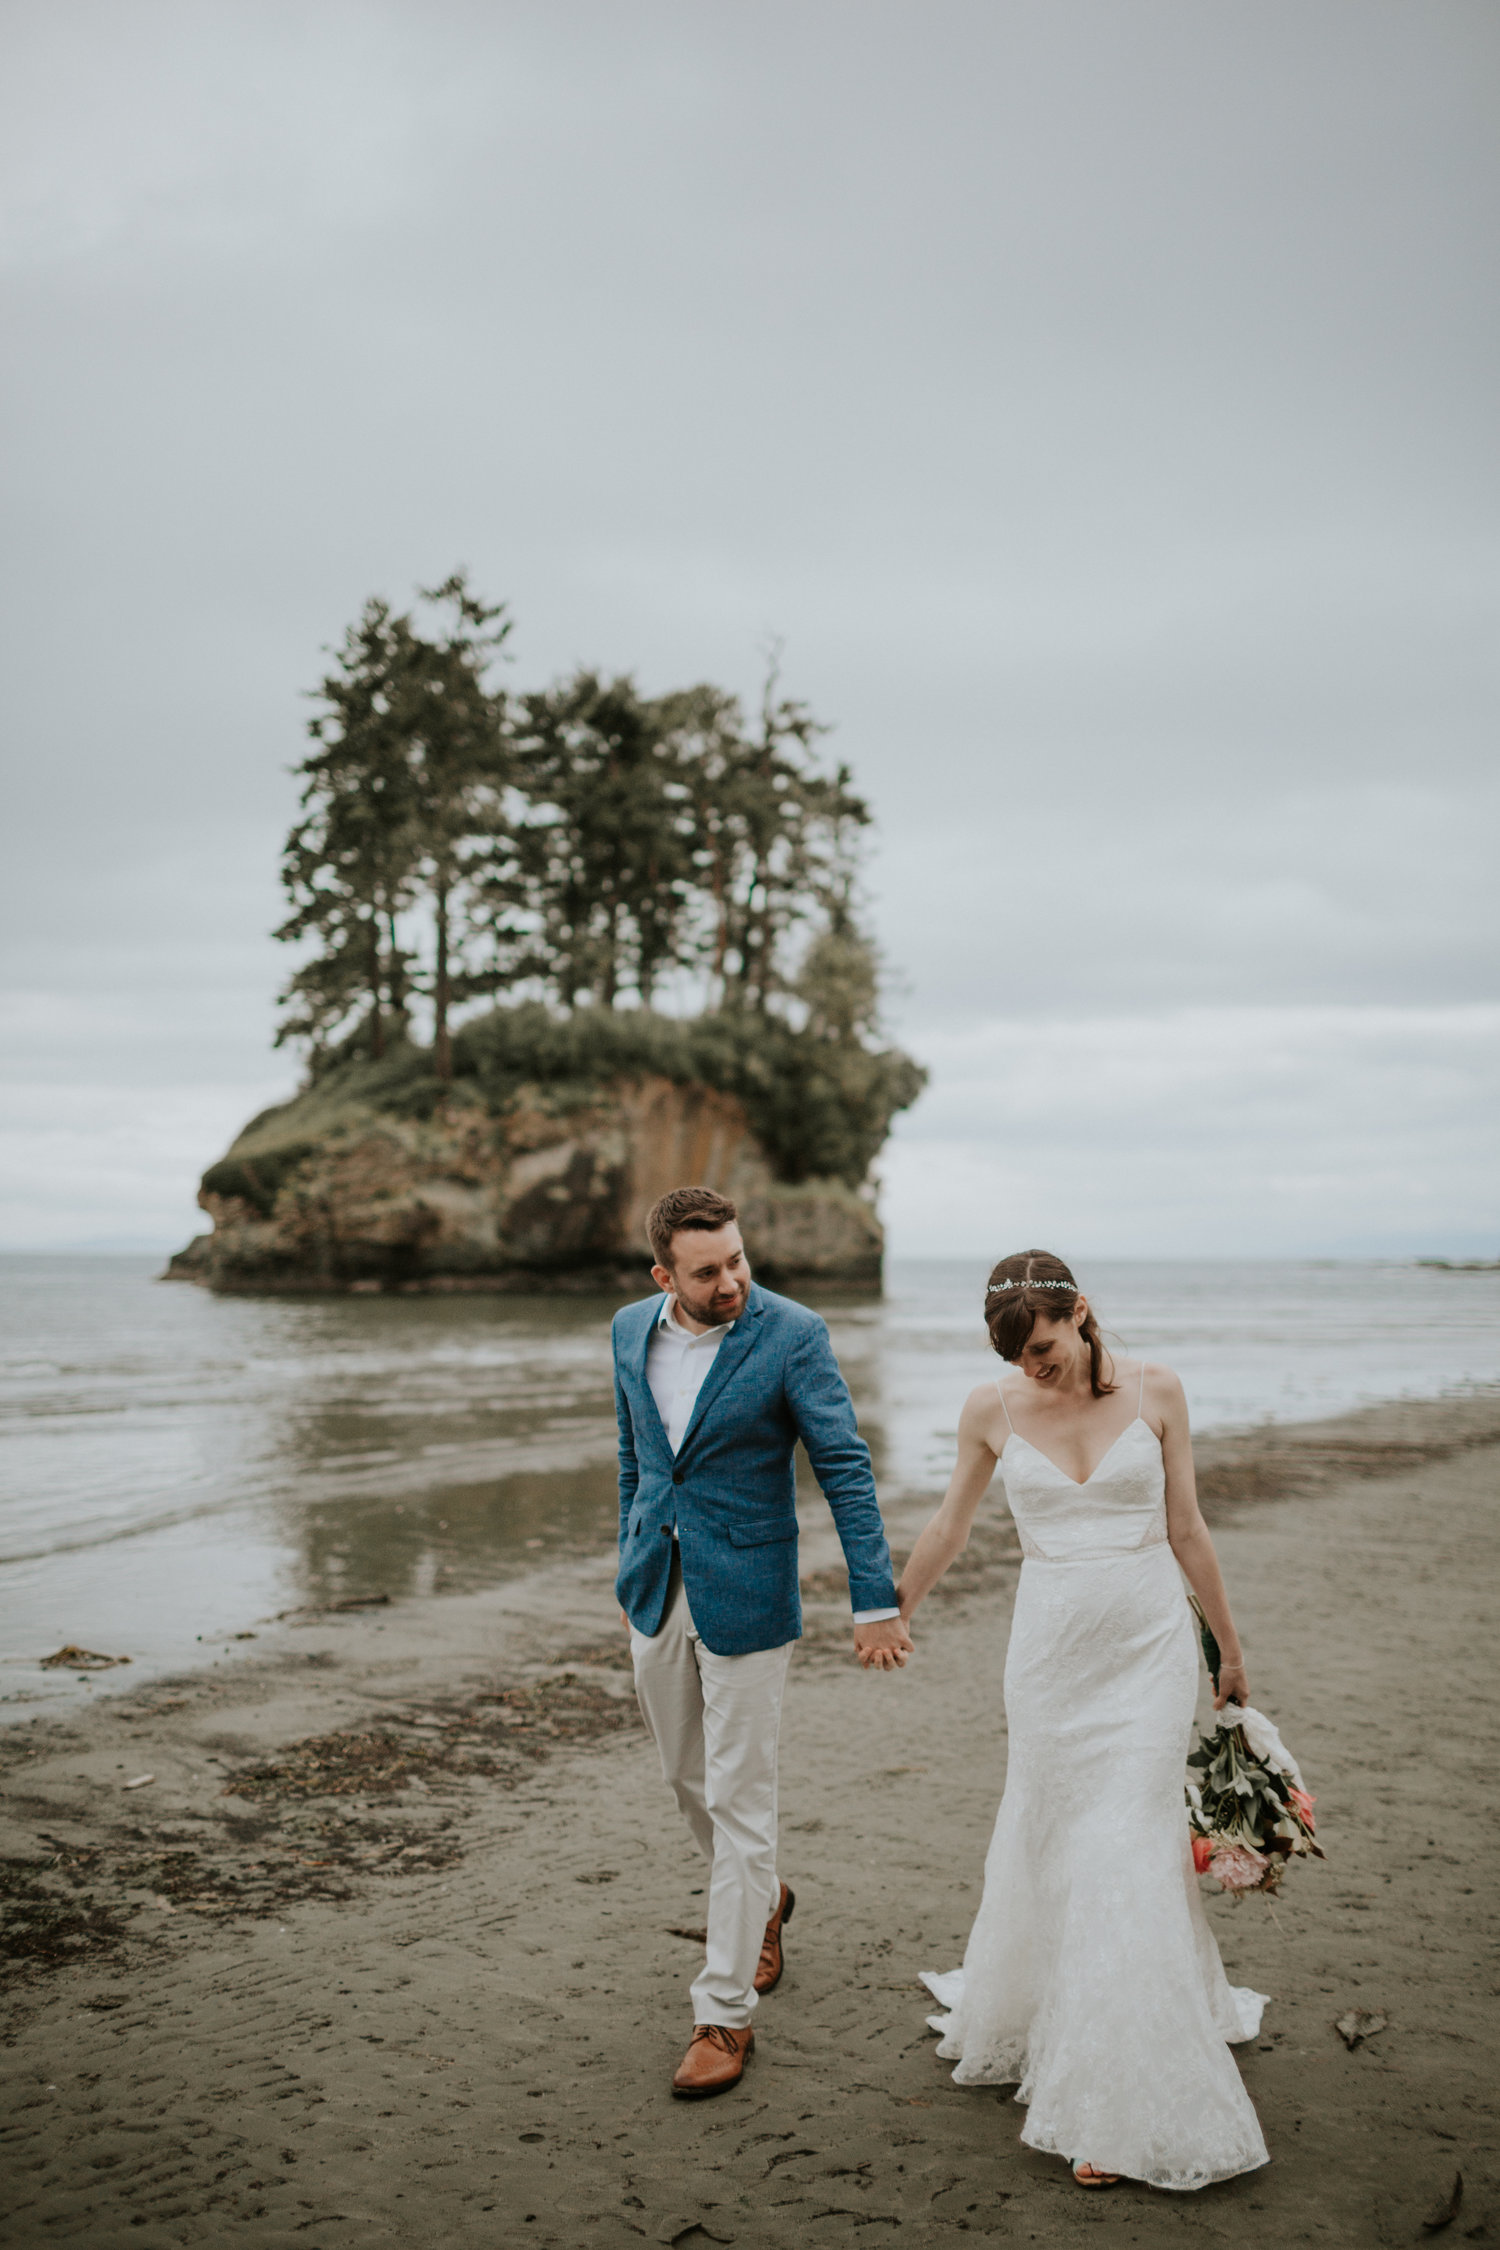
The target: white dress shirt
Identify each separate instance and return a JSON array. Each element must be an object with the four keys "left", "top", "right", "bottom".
[
  {"left": 645, "top": 1295, "right": 899, "bottom": 1624},
  {"left": 646, "top": 1293, "right": 735, "bottom": 1453}
]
